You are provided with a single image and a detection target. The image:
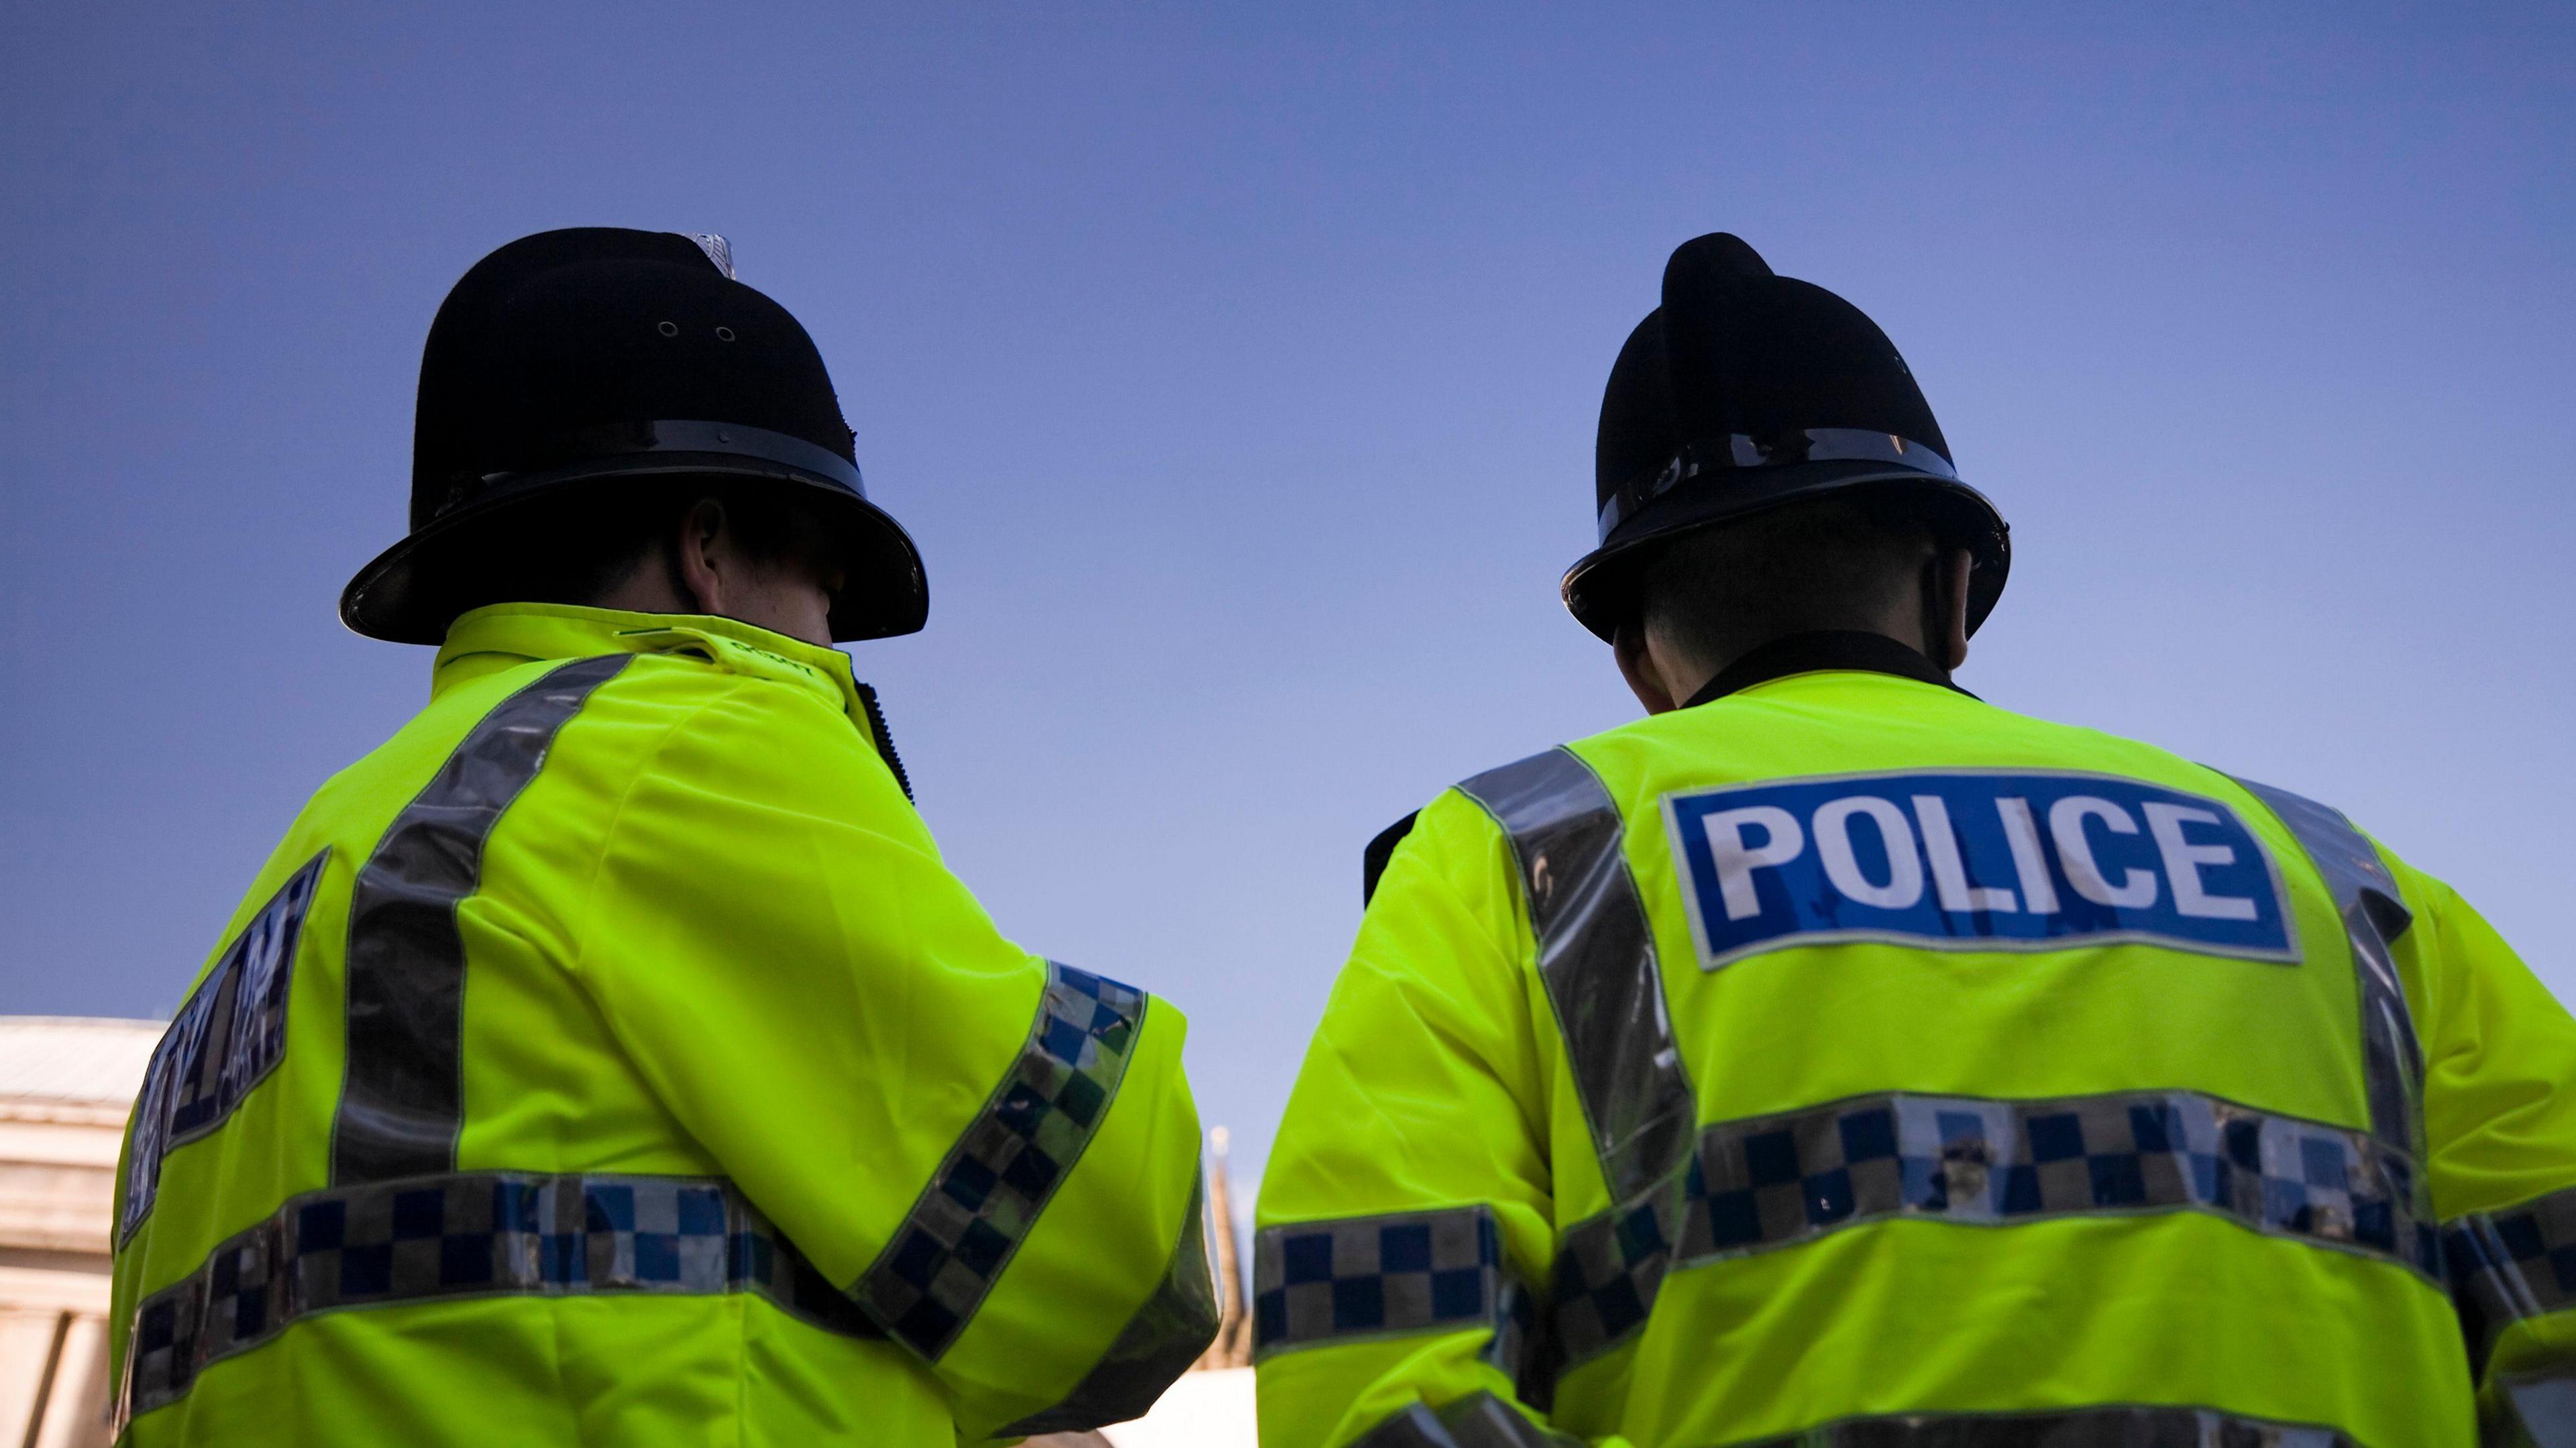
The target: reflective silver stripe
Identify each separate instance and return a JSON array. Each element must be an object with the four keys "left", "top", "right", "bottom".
[
  {"left": 1360, "top": 1391, "right": 1576, "bottom": 1443},
  {"left": 1250, "top": 1205, "right": 1535, "bottom": 1373},
  {"left": 122, "top": 849, "right": 330, "bottom": 1243},
  {"left": 331, "top": 654, "right": 631, "bottom": 1184},
  {"left": 2496, "top": 1370, "right": 2576, "bottom": 1447},
  {"left": 1550, "top": 1087, "right": 2440, "bottom": 1367},
  {"left": 2445, "top": 1184, "right": 2576, "bottom": 1376},
  {"left": 1726, "top": 1406, "right": 2358, "bottom": 1447},
  {"left": 1352, "top": 1393, "right": 1580, "bottom": 1448},
  {"left": 1353, "top": 1405, "right": 1452, "bottom": 1448},
  {"left": 998, "top": 1175, "right": 1222, "bottom": 1437},
  {"left": 1599, "top": 429, "right": 1960, "bottom": 538},
  {"left": 113, "top": 1170, "right": 874, "bottom": 1429},
  {"left": 853, "top": 960, "right": 1148, "bottom": 1360},
  {"left": 2225, "top": 777, "right": 2428, "bottom": 1168},
  {"left": 1456, "top": 747, "right": 1695, "bottom": 1205},
  {"left": 1344, "top": 1392, "right": 2359, "bottom": 1445}
]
